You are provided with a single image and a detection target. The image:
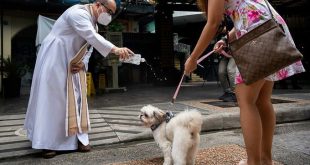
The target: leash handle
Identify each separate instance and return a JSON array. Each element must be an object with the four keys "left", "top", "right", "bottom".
[
  {"left": 197, "top": 50, "right": 216, "bottom": 64},
  {"left": 171, "top": 50, "right": 214, "bottom": 103},
  {"left": 172, "top": 74, "right": 185, "bottom": 103},
  {"left": 220, "top": 49, "right": 232, "bottom": 58},
  {"left": 171, "top": 47, "right": 231, "bottom": 103}
]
